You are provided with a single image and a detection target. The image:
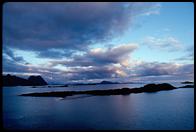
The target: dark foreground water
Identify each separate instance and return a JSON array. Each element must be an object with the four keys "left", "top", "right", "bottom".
[{"left": 3, "top": 83, "right": 194, "bottom": 130}]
